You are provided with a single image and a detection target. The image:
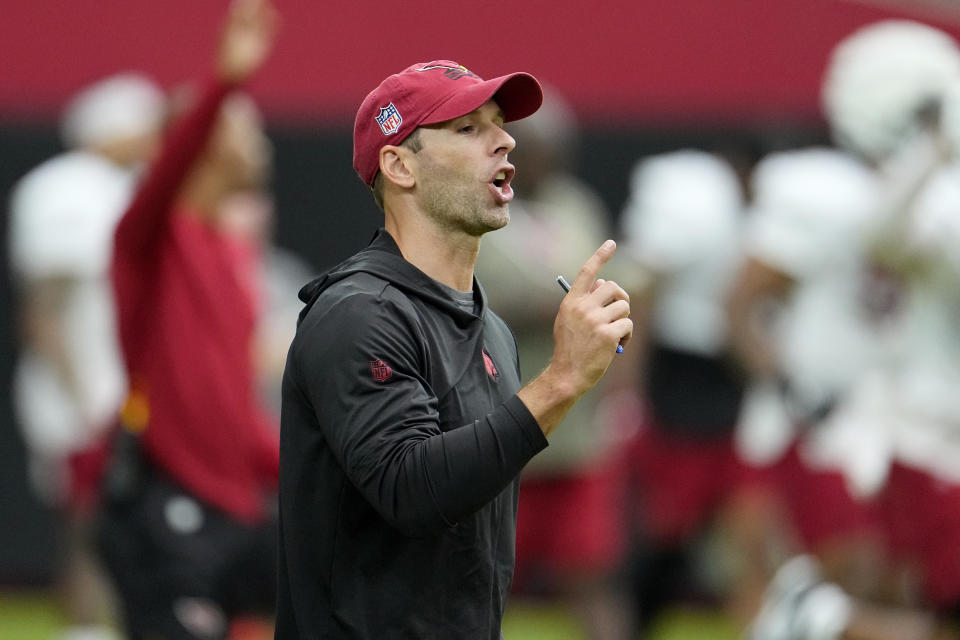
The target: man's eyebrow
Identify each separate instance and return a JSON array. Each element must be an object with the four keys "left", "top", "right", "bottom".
[{"left": 446, "top": 105, "right": 505, "bottom": 127}]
